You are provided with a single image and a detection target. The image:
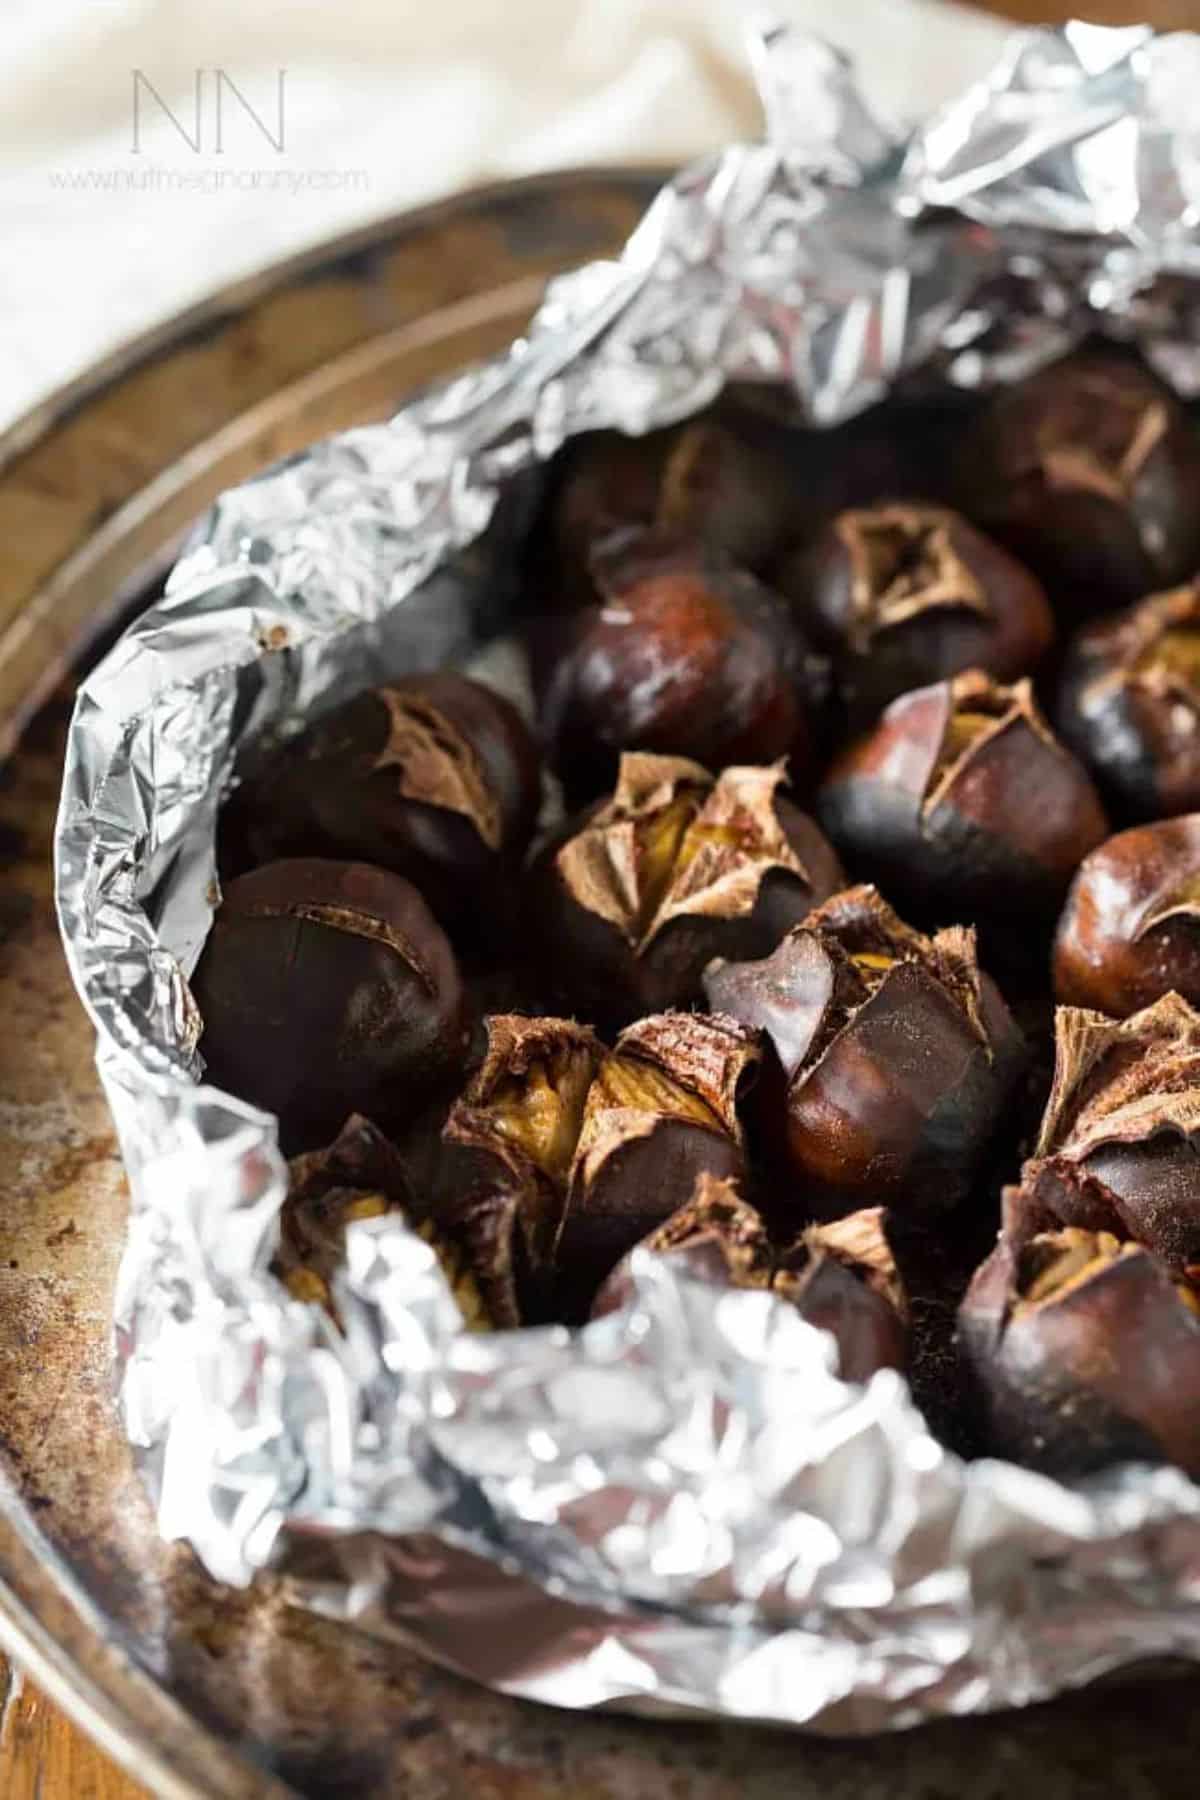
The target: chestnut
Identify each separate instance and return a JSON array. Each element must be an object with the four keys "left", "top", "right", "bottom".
[
  {"left": 1057, "top": 581, "right": 1200, "bottom": 820},
  {"left": 957, "top": 351, "right": 1200, "bottom": 616},
  {"left": 224, "top": 673, "right": 541, "bottom": 933},
  {"left": 1054, "top": 817, "right": 1200, "bottom": 1017},
  {"left": 779, "top": 502, "right": 1053, "bottom": 725},
  {"left": 530, "top": 752, "right": 844, "bottom": 1030},
  {"left": 772, "top": 1207, "right": 909, "bottom": 1384},
  {"left": 593, "top": 1174, "right": 907, "bottom": 1383},
  {"left": 279, "top": 1113, "right": 489, "bottom": 1329},
  {"left": 537, "top": 528, "right": 825, "bottom": 803},
  {"left": 959, "top": 1184, "right": 1200, "bottom": 1477},
  {"left": 703, "top": 884, "right": 1025, "bottom": 1221},
  {"left": 540, "top": 419, "right": 799, "bottom": 605},
  {"left": 590, "top": 1172, "right": 774, "bottom": 1308},
  {"left": 818, "top": 669, "right": 1108, "bottom": 930},
  {"left": 553, "top": 1011, "right": 761, "bottom": 1314},
  {"left": 192, "top": 858, "right": 468, "bottom": 1153},
  {"left": 441, "top": 1014, "right": 603, "bottom": 1326},
  {"left": 1019, "top": 991, "right": 1200, "bottom": 1276}
]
